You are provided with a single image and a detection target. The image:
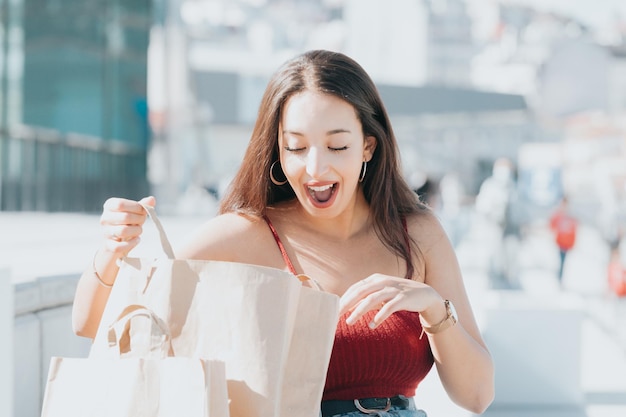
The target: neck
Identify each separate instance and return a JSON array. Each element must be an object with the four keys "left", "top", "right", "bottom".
[{"left": 295, "top": 192, "right": 373, "bottom": 241}]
